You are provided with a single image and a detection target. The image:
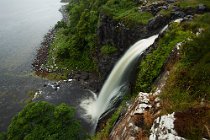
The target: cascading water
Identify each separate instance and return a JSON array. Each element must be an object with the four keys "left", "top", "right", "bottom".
[
  {"left": 93, "top": 34, "right": 159, "bottom": 117},
  {"left": 80, "top": 26, "right": 168, "bottom": 132}
]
